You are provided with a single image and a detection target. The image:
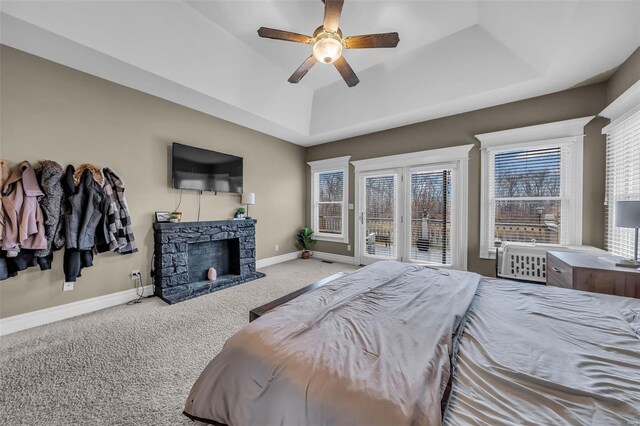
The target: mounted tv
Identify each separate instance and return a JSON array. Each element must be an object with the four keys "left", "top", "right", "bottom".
[{"left": 172, "top": 143, "right": 243, "bottom": 193}]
